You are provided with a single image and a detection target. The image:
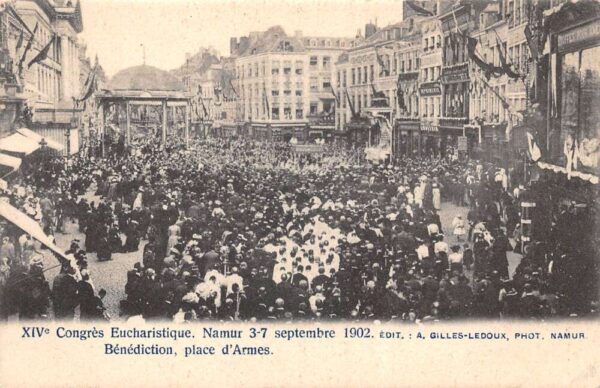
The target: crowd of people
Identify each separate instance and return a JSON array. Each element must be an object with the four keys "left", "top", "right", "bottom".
[{"left": 0, "top": 131, "right": 597, "bottom": 322}]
